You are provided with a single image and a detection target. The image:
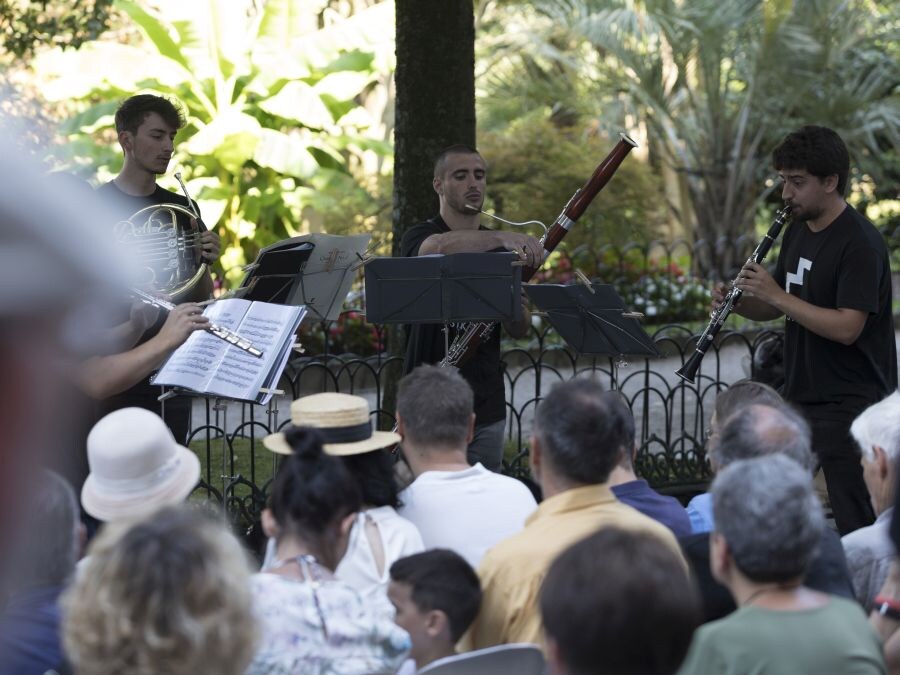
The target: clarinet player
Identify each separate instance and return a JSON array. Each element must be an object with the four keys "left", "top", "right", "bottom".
[
  {"left": 401, "top": 145, "right": 539, "bottom": 471},
  {"left": 713, "top": 125, "right": 896, "bottom": 535}
]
